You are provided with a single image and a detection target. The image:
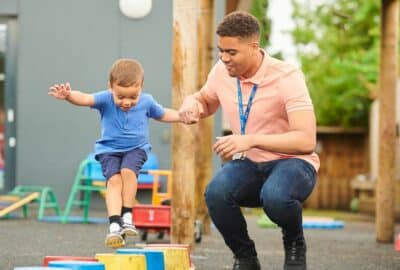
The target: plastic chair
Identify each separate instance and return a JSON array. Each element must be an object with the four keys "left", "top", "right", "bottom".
[{"left": 62, "top": 153, "right": 159, "bottom": 224}]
